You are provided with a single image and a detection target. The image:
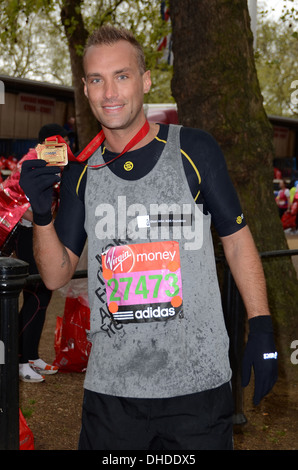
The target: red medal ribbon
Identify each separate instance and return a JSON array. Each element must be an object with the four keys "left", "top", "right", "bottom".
[{"left": 50, "top": 120, "right": 150, "bottom": 168}]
